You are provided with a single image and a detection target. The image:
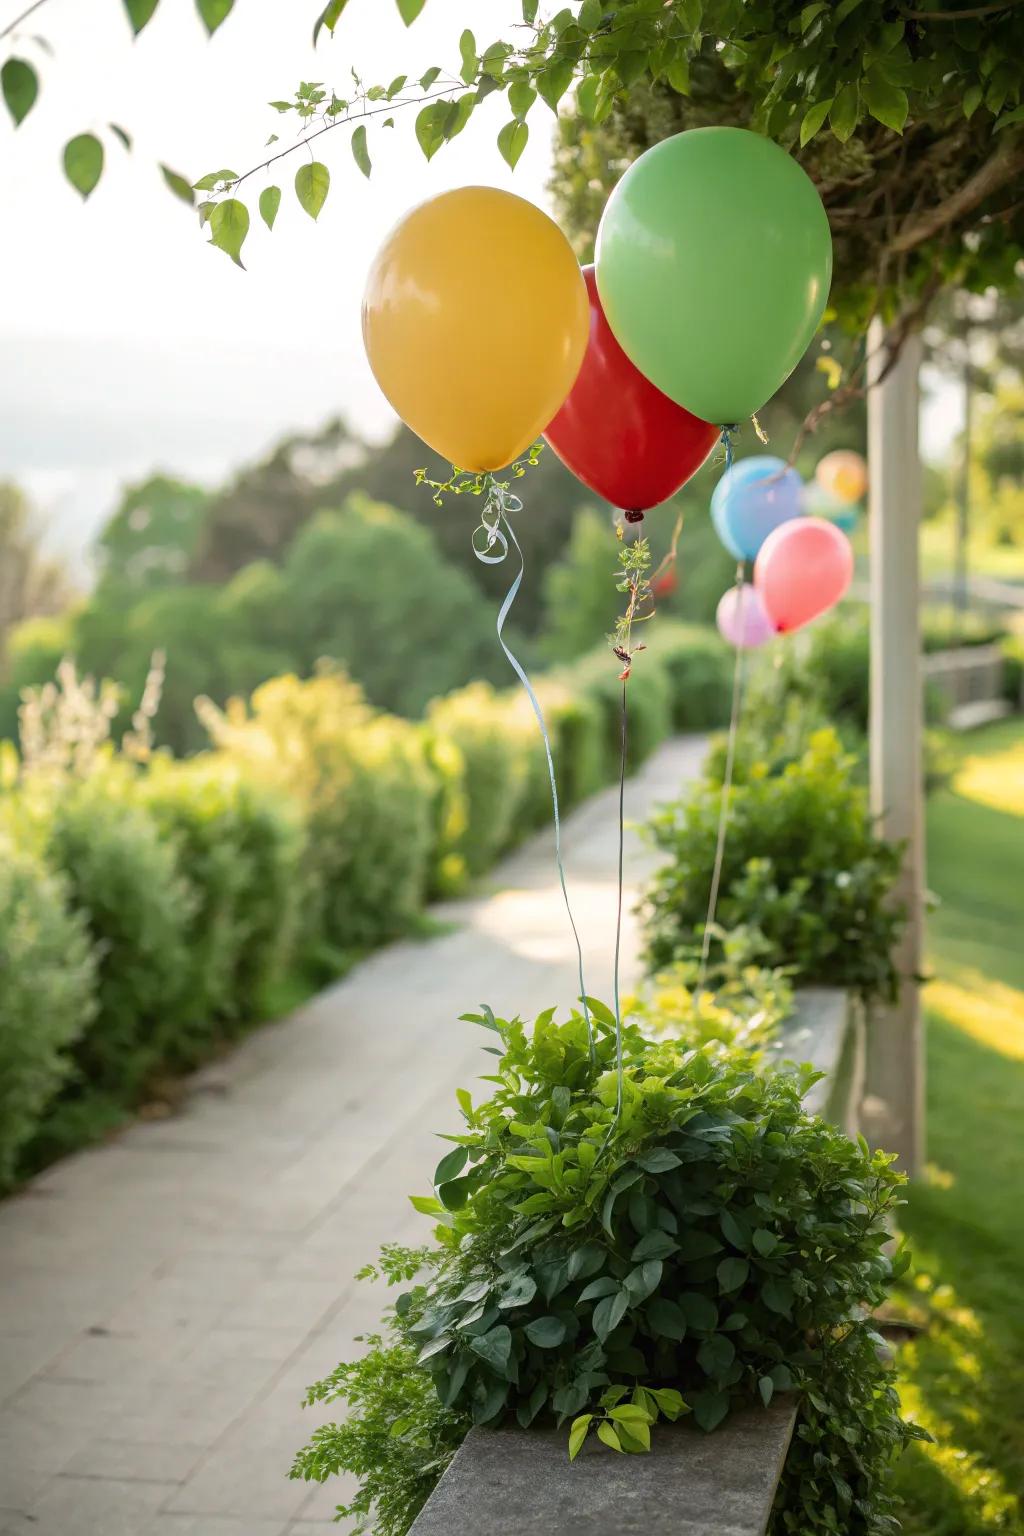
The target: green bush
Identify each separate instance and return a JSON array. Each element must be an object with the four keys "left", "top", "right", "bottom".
[
  {"left": 41, "top": 771, "right": 196, "bottom": 1096},
  {"left": 652, "top": 621, "right": 733, "bottom": 732},
  {"left": 293, "top": 1002, "right": 923, "bottom": 1536},
  {"left": 1001, "top": 631, "right": 1024, "bottom": 706},
  {"left": 428, "top": 684, "right": 533, "bottom": 875},
  {"left": 510, "top": 678, "right": 609, "bottom": 826},
  {"left": 202, "top": 671, "right": 435, "bottom": 954},
  {"left": 642, "top": 728, "right": 906, "bottom": 1003},
  {"left": 0, "top": 836, "right": 97, "bottom": 1189},
  {"left": 418, "top": 726, "right": 471, "bottom": 897},
  {"left": 139, "top": 756, "right": 305, "bottom": 1027},
  {"left": 559, "top": 648, "right": 673, "bottom": 771}
]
